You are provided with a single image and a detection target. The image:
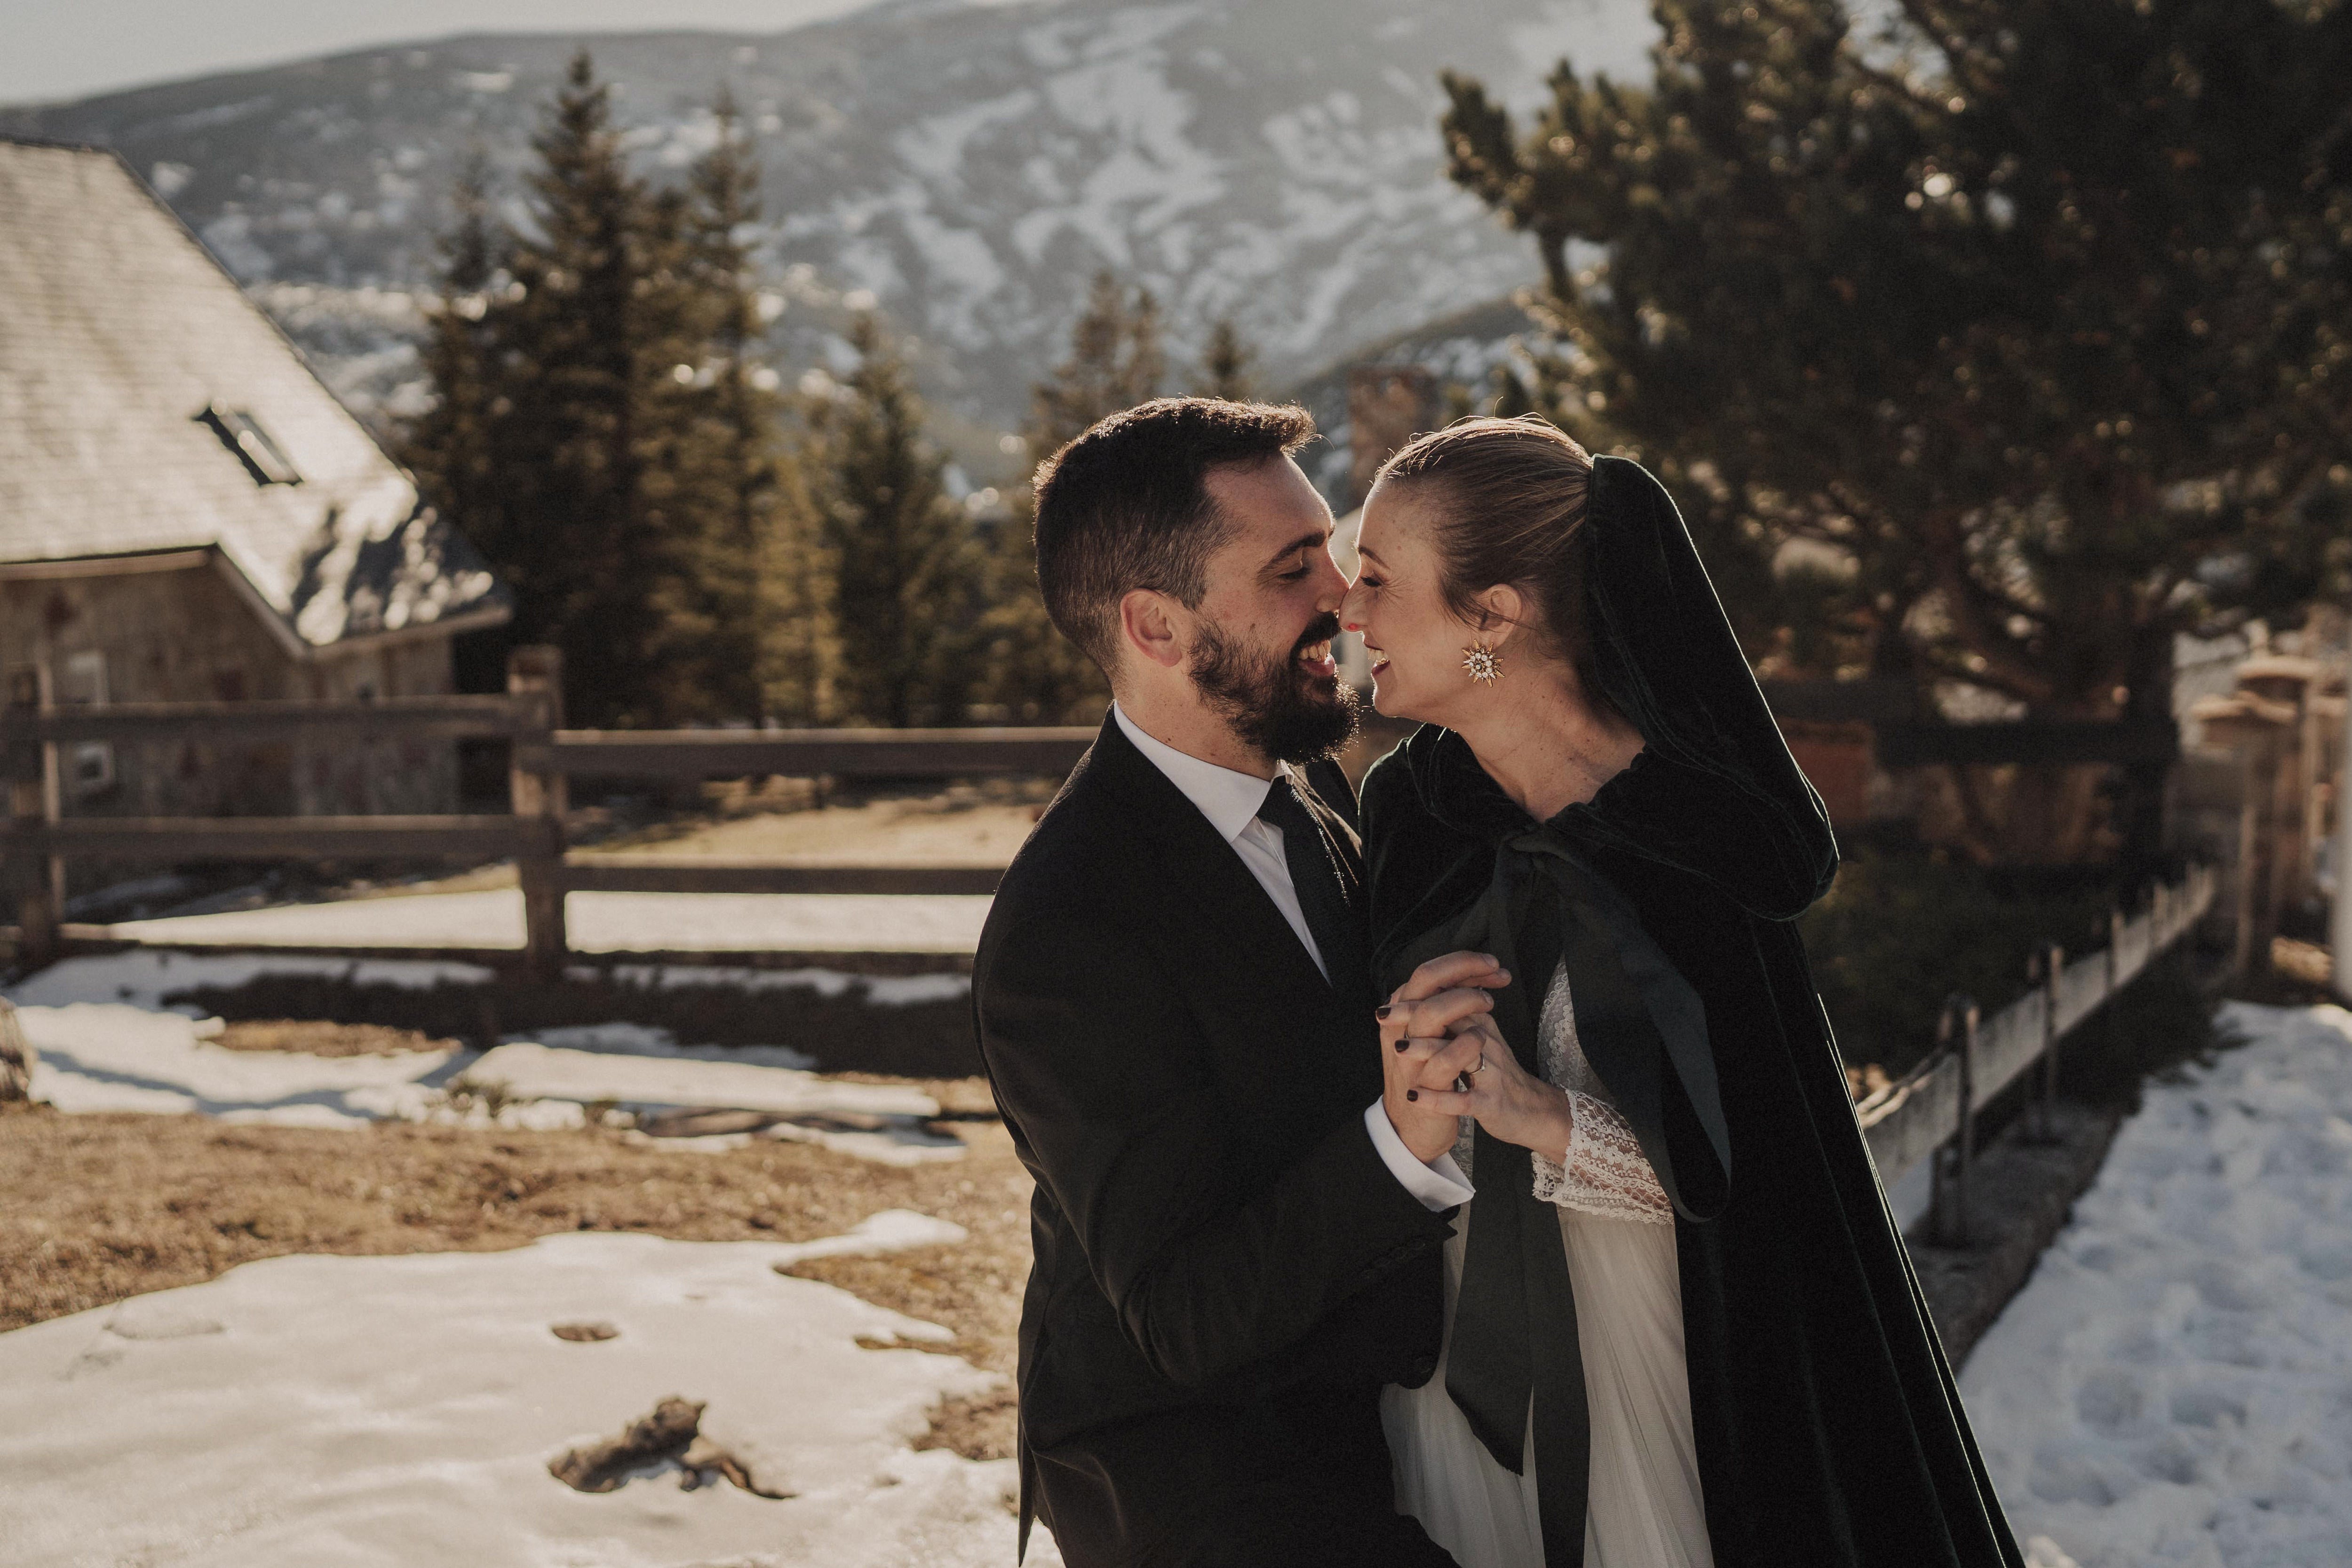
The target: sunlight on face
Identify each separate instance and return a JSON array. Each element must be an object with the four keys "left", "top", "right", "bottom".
[
  {"left": 1194, "top": 456, "right": 1350, "bottom": 687},
  {"left": 1339, "top": 480, "right": 1482, "bottom": 727}
]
